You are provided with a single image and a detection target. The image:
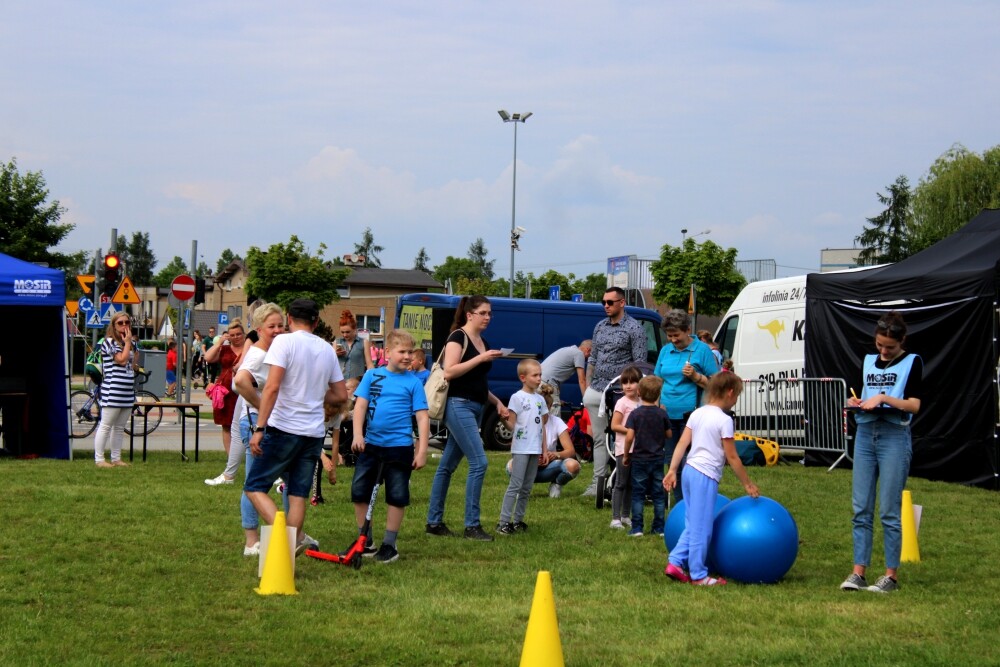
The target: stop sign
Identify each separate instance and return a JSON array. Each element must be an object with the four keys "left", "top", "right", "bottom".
[{"left": 171, "top": 274, "right": 196, "bottom": 301}]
